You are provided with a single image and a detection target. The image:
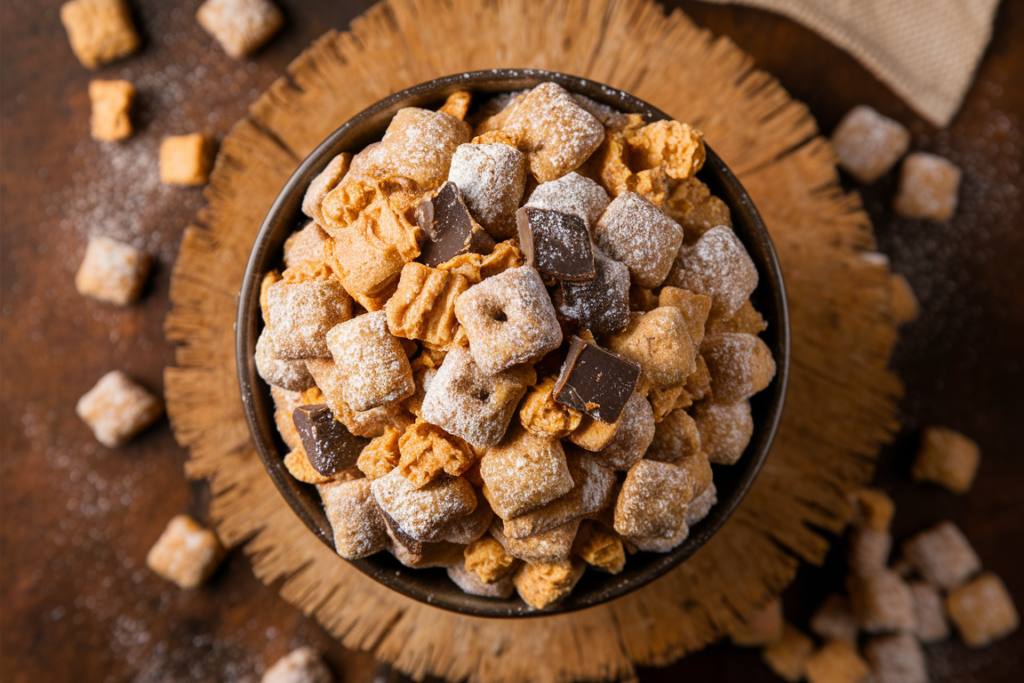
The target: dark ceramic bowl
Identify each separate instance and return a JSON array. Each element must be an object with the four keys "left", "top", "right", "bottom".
[{"left": 237, "top": 69, "right": 790, "bottom": 618}]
